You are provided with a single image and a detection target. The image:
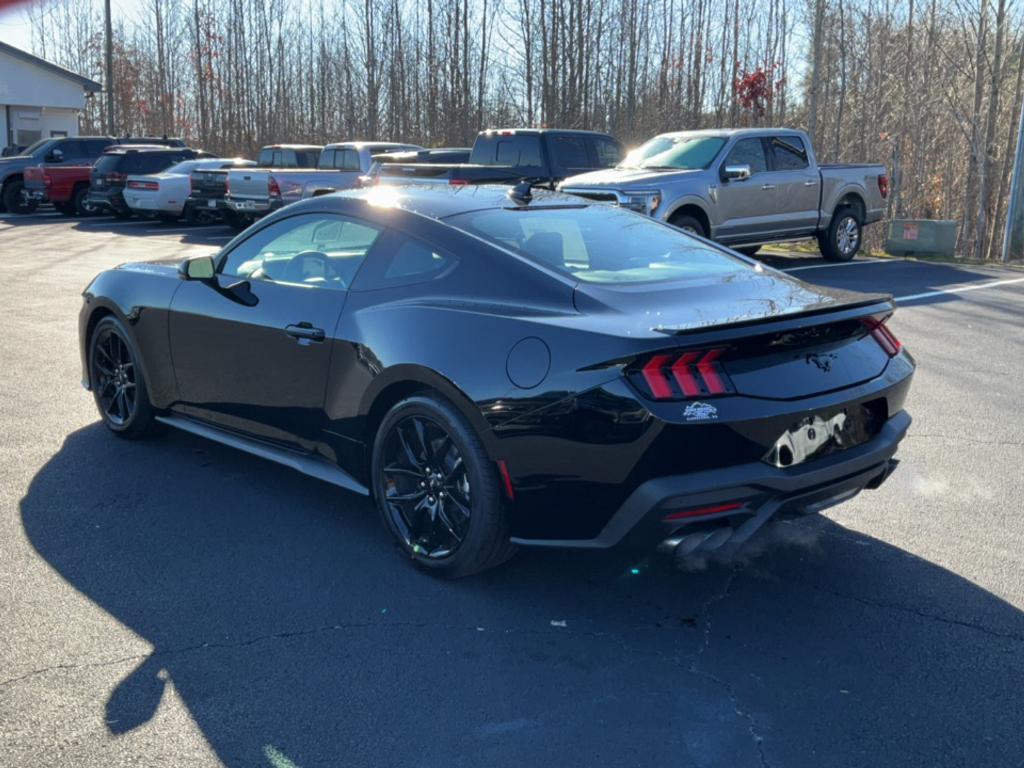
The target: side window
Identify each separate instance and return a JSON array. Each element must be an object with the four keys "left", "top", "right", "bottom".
[
  {"left": 87, "top": 139, "right": 111, "bottom": 157},
  {"left": 771, "top": 136, "right": 809, "bottom": 171},
  {"left": 593, "top": 138, "right": 623, "bottom": 167},
  {"left": 339, "top": 149, "right": 360, "bottom": 171},
  {"left": 551, "top": 136, "right": 589, "bottom": 171},
  {"left": 318, "top": 149, "right": 336, "bottom": 169},
  {"left": 221, "top": 214, "right": 382, "bottom": 291},
  {"left": 354, "top": 233, "right": 457, "bottom": 290},
  {"left": 724, "top": 138, "right": 768, "bottom": 174},
  {"left": 60, "top": 140, "right": 84, "bottom": 159}
]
